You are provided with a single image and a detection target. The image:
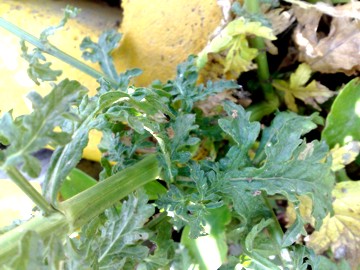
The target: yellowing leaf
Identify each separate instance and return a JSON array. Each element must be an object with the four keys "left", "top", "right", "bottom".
[
  {"left": 331, "top": 141, "right": 360, "bottom": 171},
  {"left": 272, "top": 63, "right": 335, "bottom": 112},
  {"left": 286, "top": 195, "right": 315, "bottom": 228},
  {"left": 224, "top": 36, "right": 258, "bottom": 74},
  {"left": 307, "top": 181, "right": 360, "bottom": 269},
  {"left": 226, "top": 18, "right": 276, "bottom": 40},
  {"left": 197, "top": 17, "right": 276, "bottom": 80}
]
